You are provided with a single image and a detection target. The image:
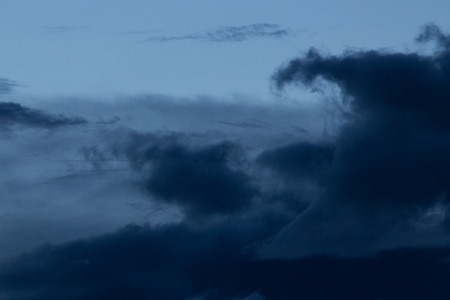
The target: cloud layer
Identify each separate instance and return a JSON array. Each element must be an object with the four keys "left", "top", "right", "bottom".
[
  {"left": 2, "top": 222, "right": 450, "bottom": 300},
  {"left": 2, "top": 24, "right": 450, "bottom": 299}
]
